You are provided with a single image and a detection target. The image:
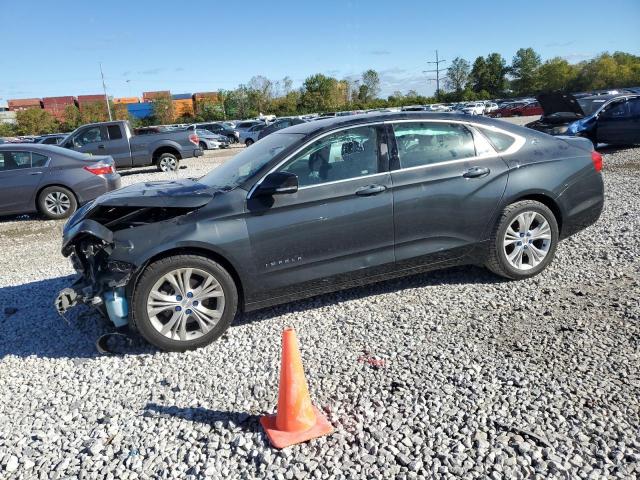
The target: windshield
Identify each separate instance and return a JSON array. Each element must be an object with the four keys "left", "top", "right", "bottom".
[
  {"left": 200, "top": 132, "right": 303, "bottom": 189},
  {"left": 577, "top": 98, "right": 609, "bottom": 116}
]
